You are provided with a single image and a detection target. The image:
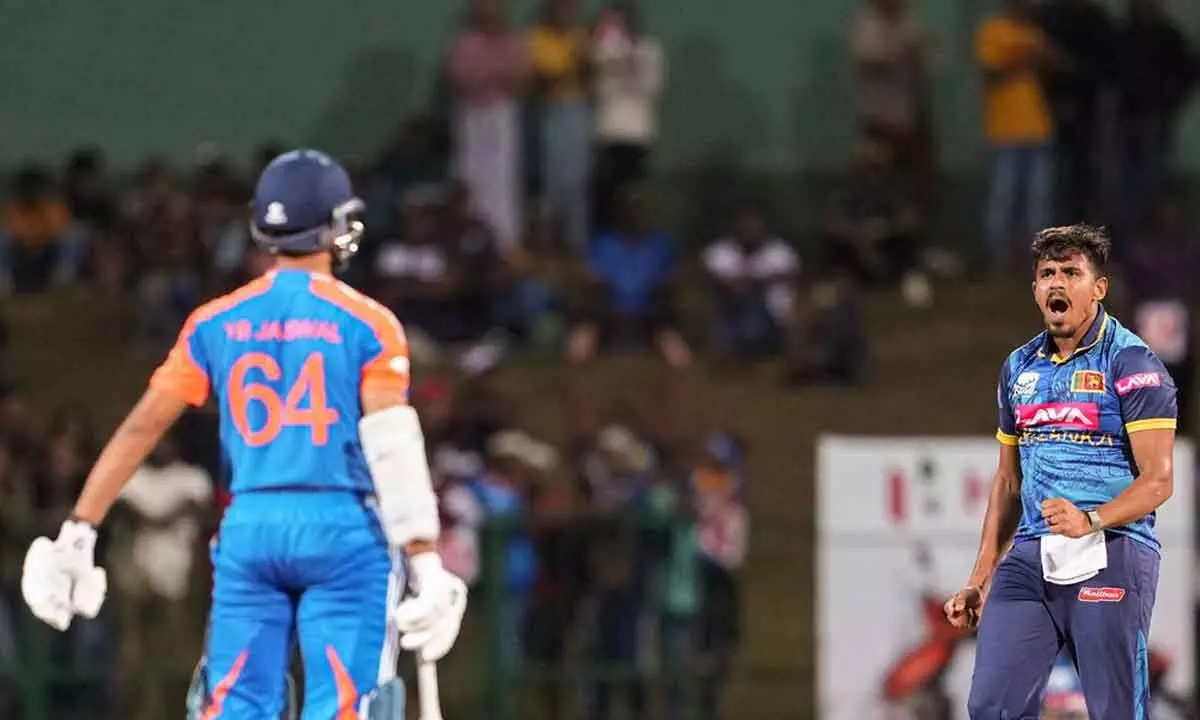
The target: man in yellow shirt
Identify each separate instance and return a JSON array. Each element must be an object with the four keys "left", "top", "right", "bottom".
[
  {"left": 975, "top": 0, "right": 1060, "bottom": 271},
  {"left": 530, "top": 0, "right": 592, "bottom": 251}
]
